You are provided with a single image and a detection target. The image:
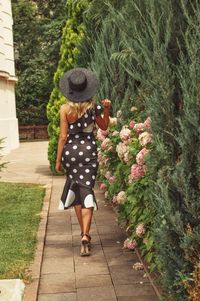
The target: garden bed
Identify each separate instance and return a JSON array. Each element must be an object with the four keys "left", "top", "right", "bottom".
[{"left": 0, "top": 182, "right": 45, "bottom": 280}]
